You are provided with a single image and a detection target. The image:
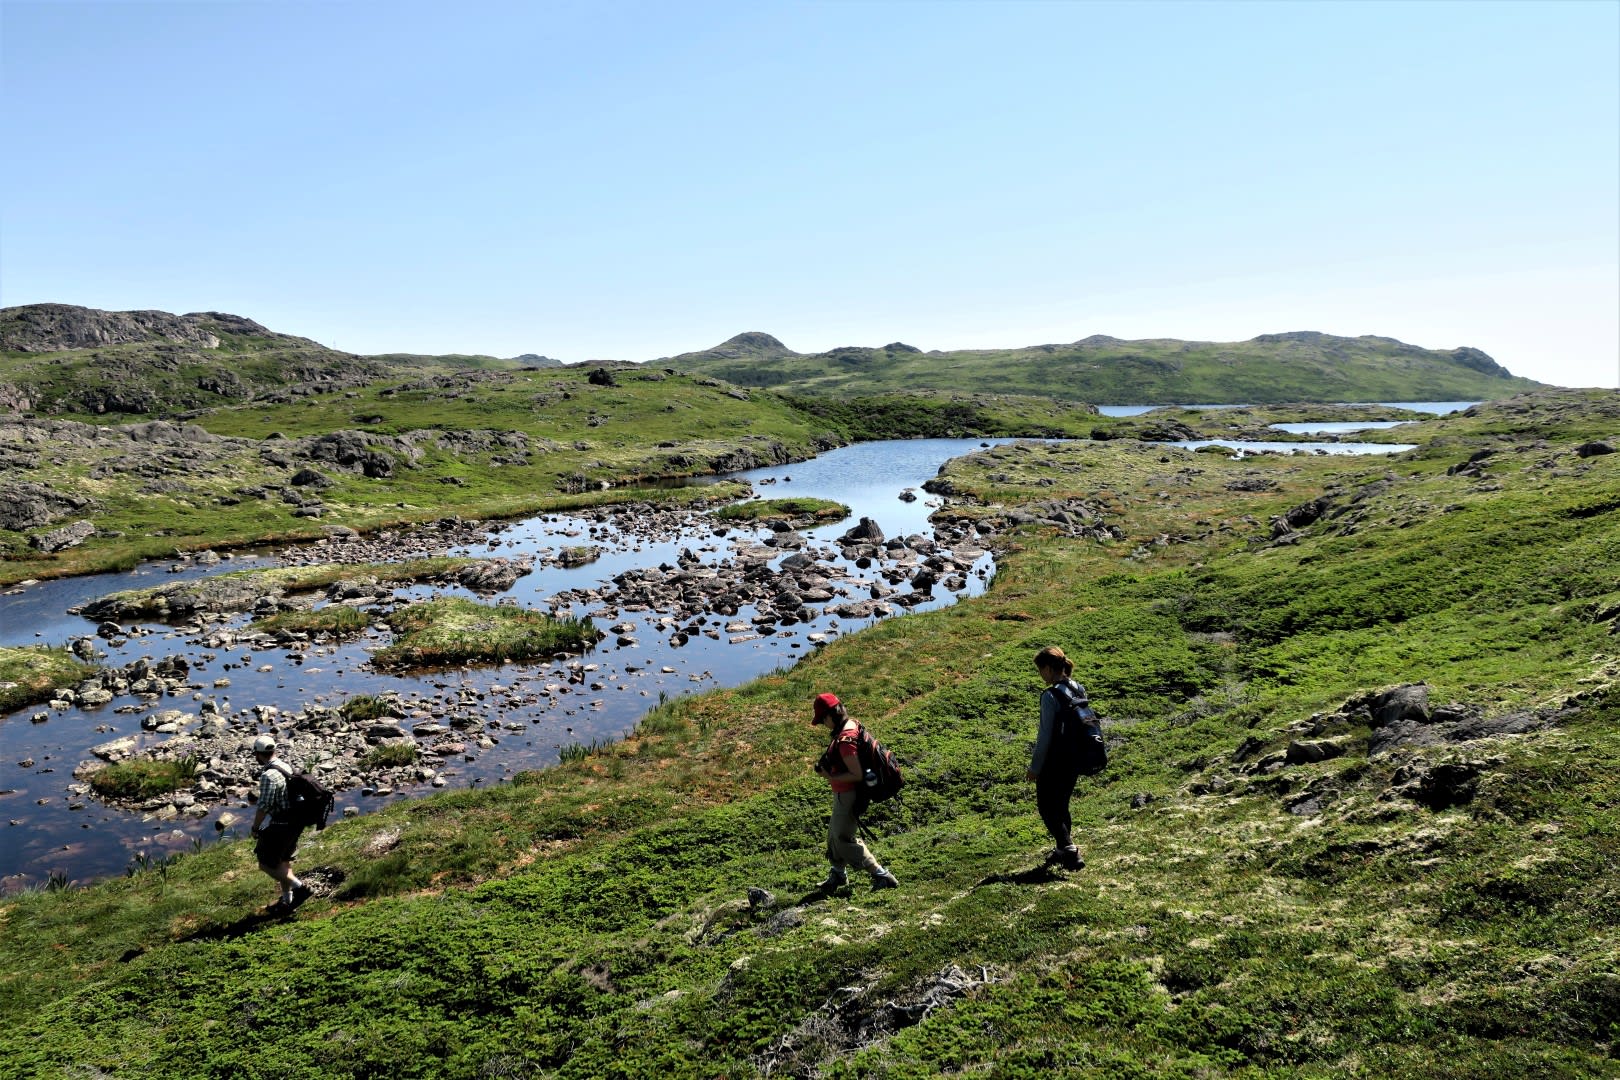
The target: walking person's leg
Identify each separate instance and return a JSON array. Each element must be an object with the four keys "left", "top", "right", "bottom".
[
  {"left": 256, "top": 826, "right": 310, "bottom": 910},
  {"left": 1036, "top": 768, "right": 1083, "bottom": 868},
  {"left": 826, "top": 790, "right": 898, "bottom": 888}
]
